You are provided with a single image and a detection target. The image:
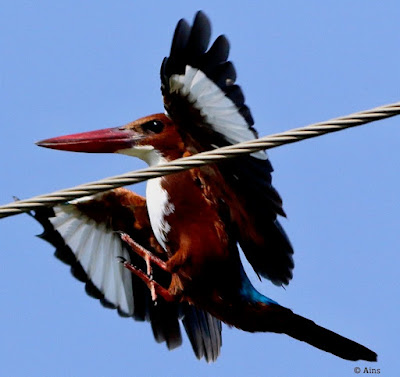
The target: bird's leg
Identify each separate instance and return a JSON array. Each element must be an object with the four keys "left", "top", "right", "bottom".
[
  {"left": 118, "top": 232, "right": 187, "bottom": 303},
  {"left": 118, "top": 232, "right": 171, "bottom": 302},
  {"left": 117, "top": 257, "right": 176, "bottom": 303},
  {"left": 119, "top": 232, "right": 168, "bottom": 271},
  {"left": 145, "top": 253, "right": 156, "bottom": 302}
]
